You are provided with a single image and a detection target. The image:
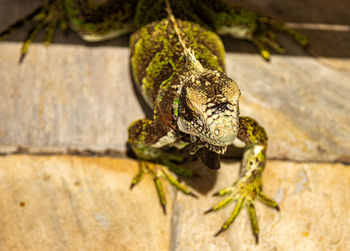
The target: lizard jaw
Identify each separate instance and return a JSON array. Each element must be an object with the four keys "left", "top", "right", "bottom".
[
  {"left": 189, "top": 135, "right": 228, "bottom": 155},
  {"left": 178, "top": 117, "right": 232, "bottom": 155}
]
